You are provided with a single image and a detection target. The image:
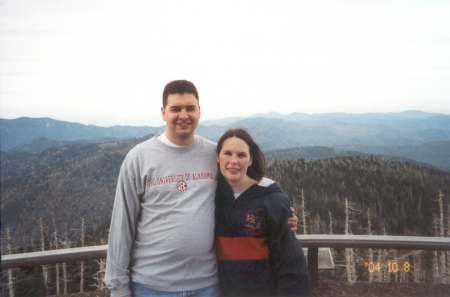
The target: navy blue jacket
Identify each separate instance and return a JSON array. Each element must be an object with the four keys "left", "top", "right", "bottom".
[{"left": 215, "top": 176, "right": 311, "bottom": 296}]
